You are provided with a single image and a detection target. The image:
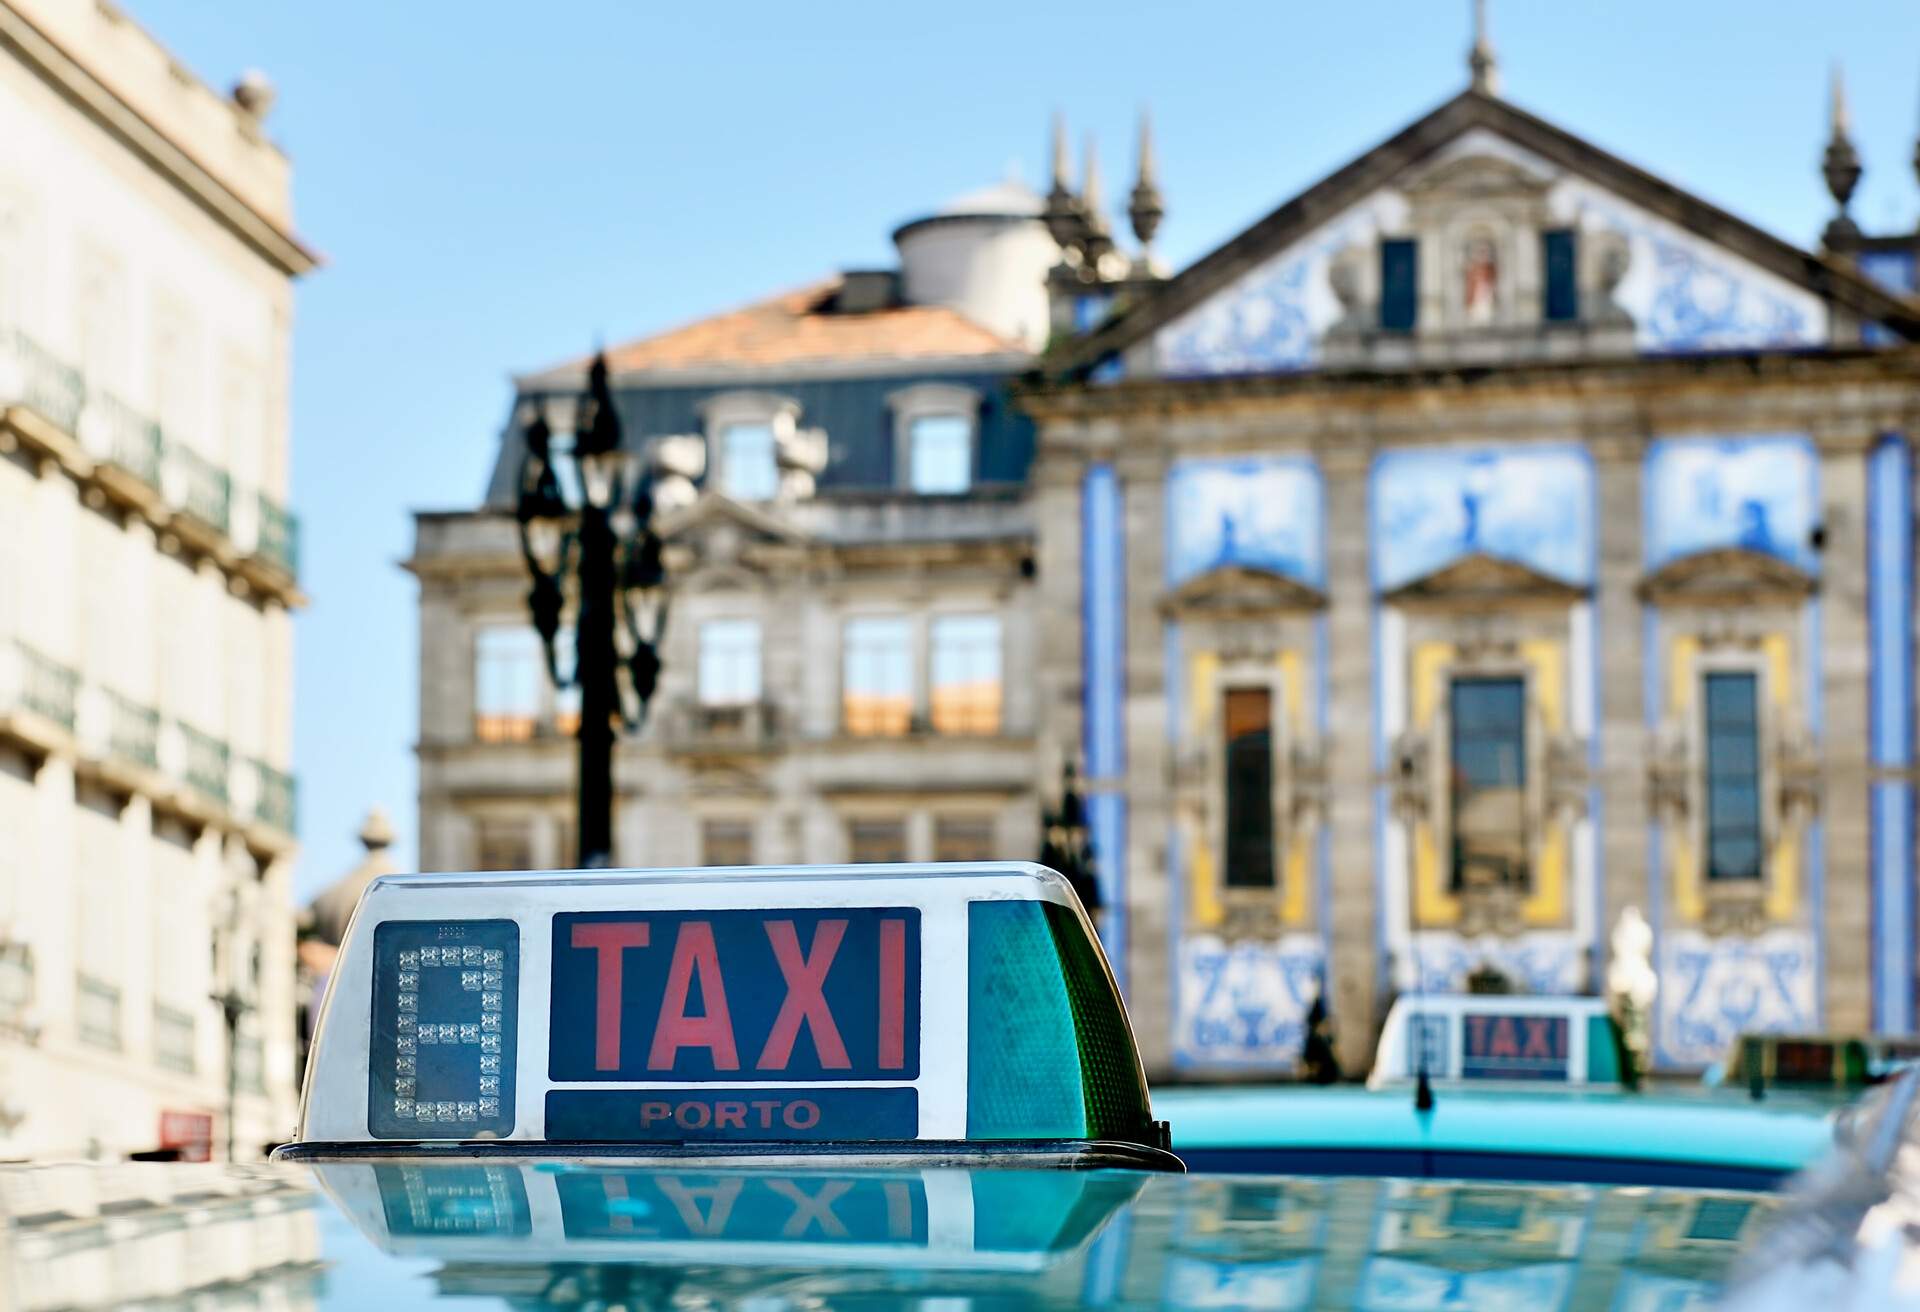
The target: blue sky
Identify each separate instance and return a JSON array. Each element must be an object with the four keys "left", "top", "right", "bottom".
[{"left": 124, "top": 0, "right": 1920, "bottom": 897}]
